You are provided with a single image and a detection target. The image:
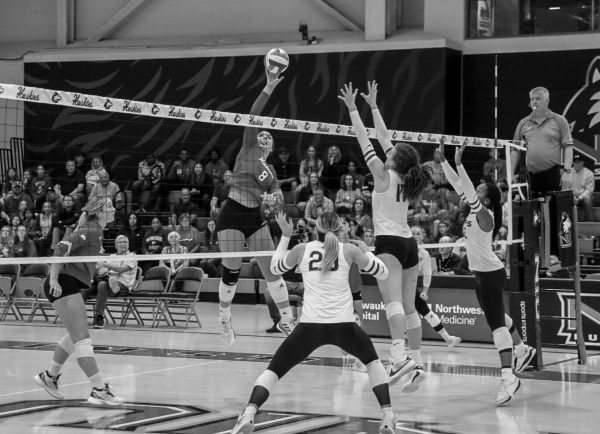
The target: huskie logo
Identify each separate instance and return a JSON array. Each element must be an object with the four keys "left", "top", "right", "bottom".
[
  {"left": 557, "top": 292, "right": 600, "bottom": 347},
  {"left": 563, "top": 56, "right": 600, "bottom": 179},
  {"left": 559, "top": 212, "right": 572, "bottom": 248}
]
